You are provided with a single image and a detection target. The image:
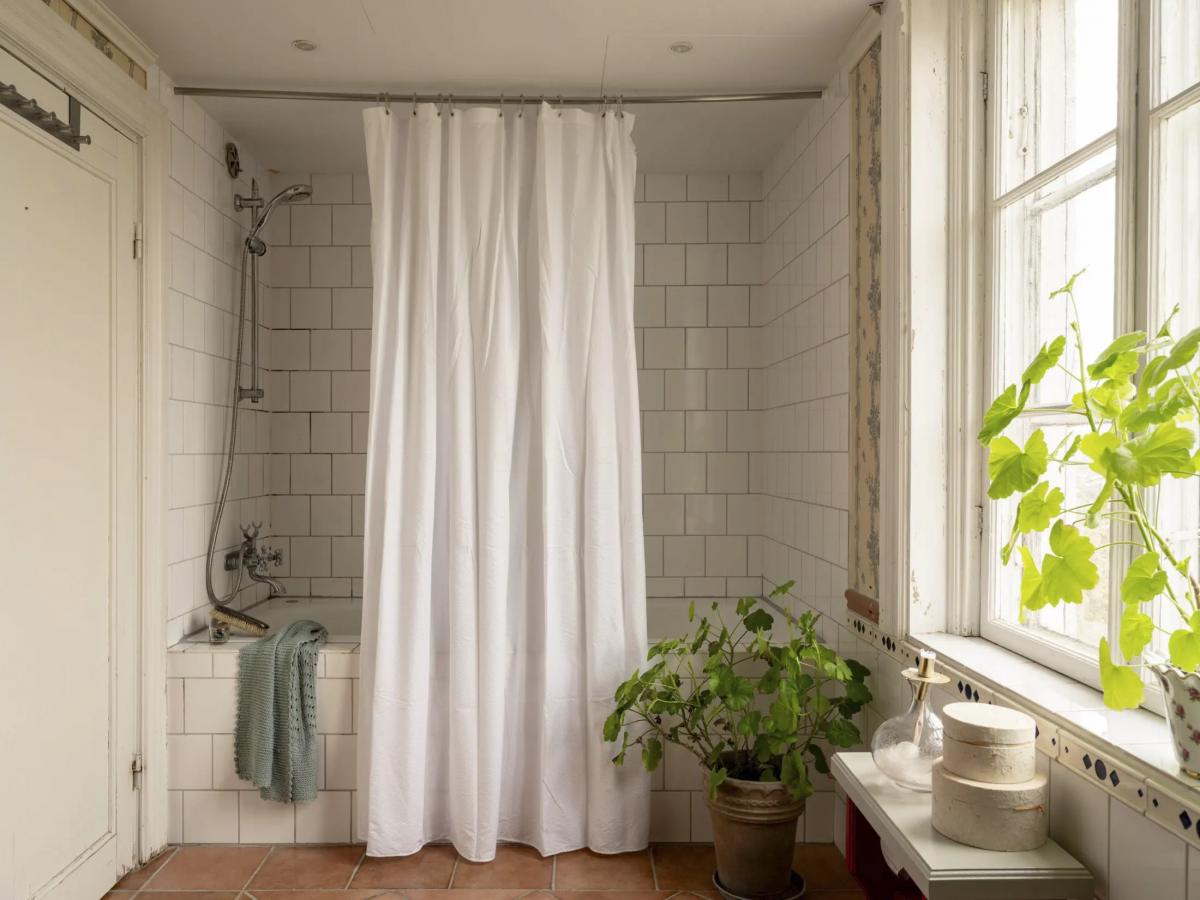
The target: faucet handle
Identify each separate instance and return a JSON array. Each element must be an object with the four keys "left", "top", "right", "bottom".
[{"left": 240, "top": 522, "right": 261, "bottom": 541}]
